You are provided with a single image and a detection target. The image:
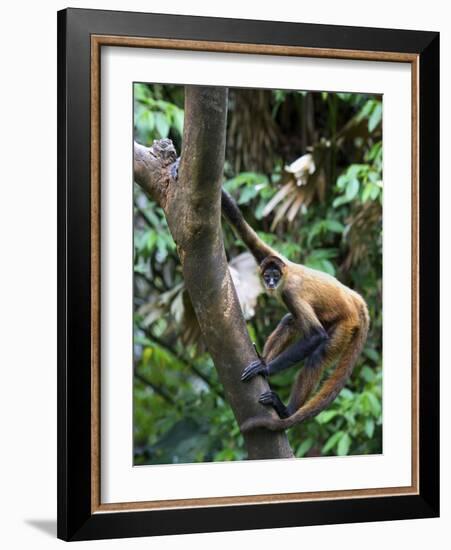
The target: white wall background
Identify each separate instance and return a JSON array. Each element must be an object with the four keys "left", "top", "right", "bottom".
[{"left": 0, "top": 1, "right": 448, "bottom": 548}]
